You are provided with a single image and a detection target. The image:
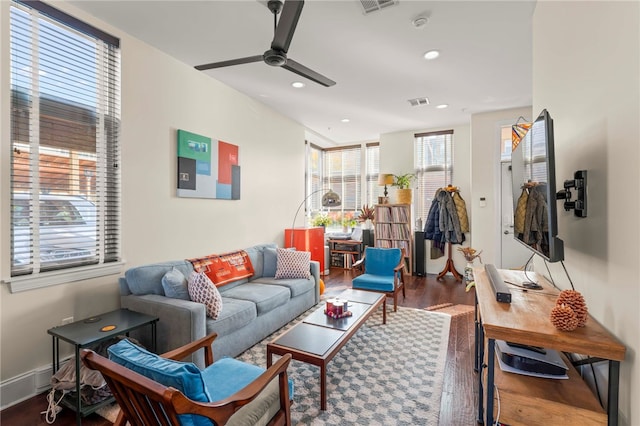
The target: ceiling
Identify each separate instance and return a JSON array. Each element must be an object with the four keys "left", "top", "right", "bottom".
[{"left": 69, "top": 0, "right": 536, "bottom": 147}]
